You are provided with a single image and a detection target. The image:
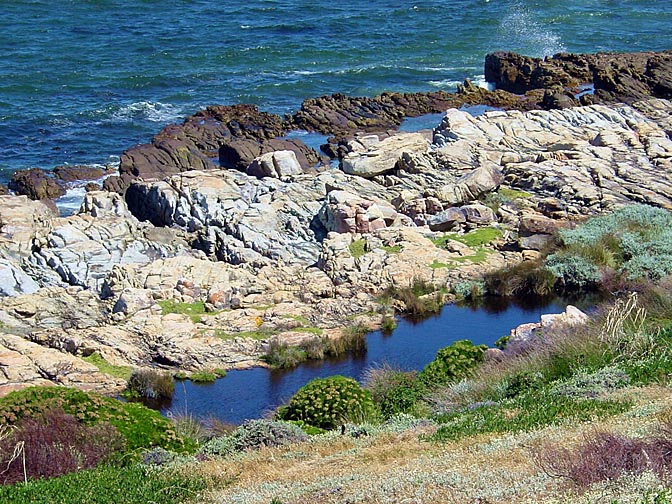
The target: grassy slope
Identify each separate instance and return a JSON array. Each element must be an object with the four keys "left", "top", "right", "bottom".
[{"left": 192, "top": 386, "right": 671, "bottom": 503}]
